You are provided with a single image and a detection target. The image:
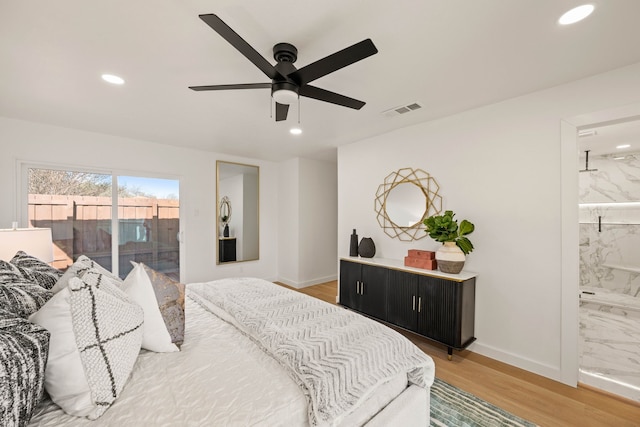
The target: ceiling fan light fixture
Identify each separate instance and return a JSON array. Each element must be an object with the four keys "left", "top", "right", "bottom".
[
  {"left": 272, "top": 89, "right": 298, "bottom": 105},
  {"left": 272, "top": 81, "right": 299, "bottom": 105}
]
